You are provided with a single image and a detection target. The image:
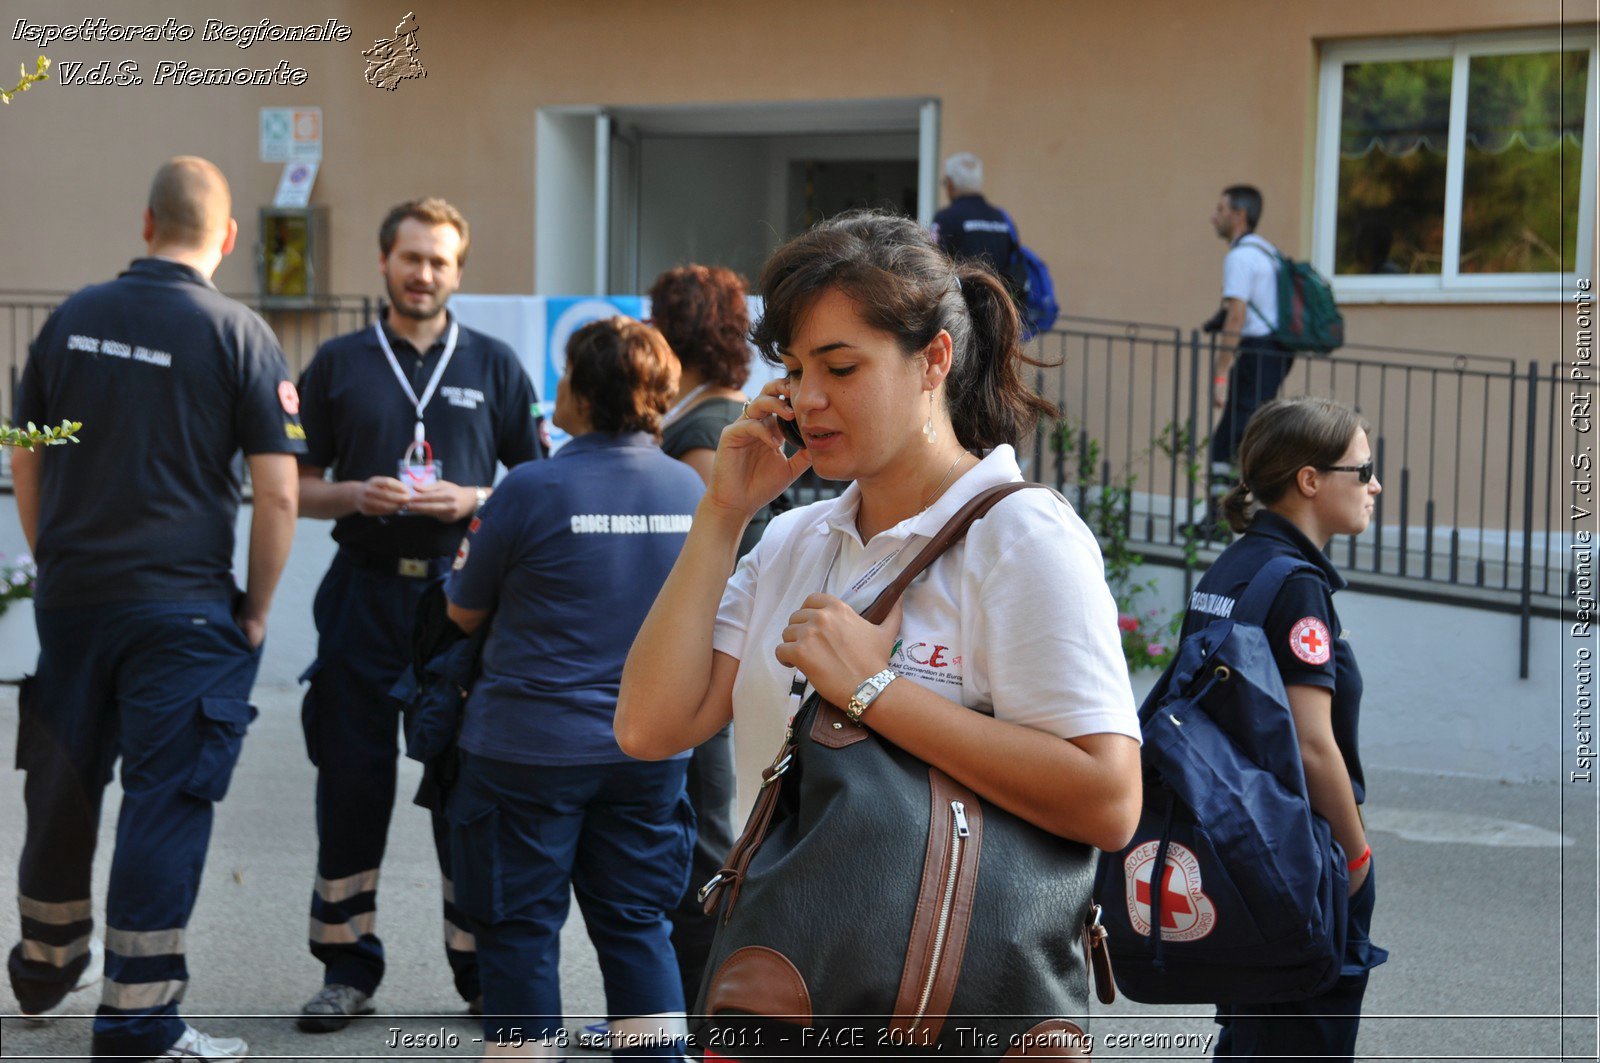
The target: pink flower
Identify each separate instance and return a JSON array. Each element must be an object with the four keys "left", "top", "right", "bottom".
[
  {"left": 1117, "top": 614, "right": 1139, "bottom": 633},
  {"left": 1148, "top": 643, "right": 1167, "bottom": 657}
]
